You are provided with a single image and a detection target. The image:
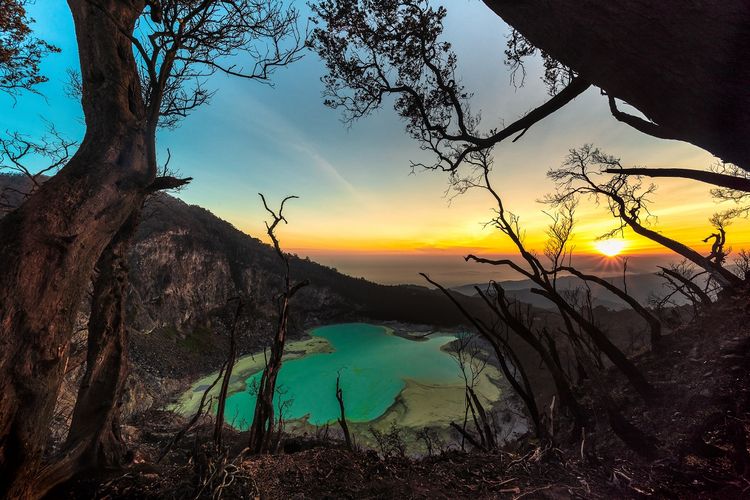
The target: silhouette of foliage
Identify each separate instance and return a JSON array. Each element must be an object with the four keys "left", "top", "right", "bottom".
[{"left": 0, "top": 0, "right": 59, "bottom": 96}]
